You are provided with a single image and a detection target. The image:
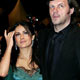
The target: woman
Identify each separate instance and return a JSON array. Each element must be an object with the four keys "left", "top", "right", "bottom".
[{"left": 2, "top": 21, "right": 42, "bottom": 80}]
